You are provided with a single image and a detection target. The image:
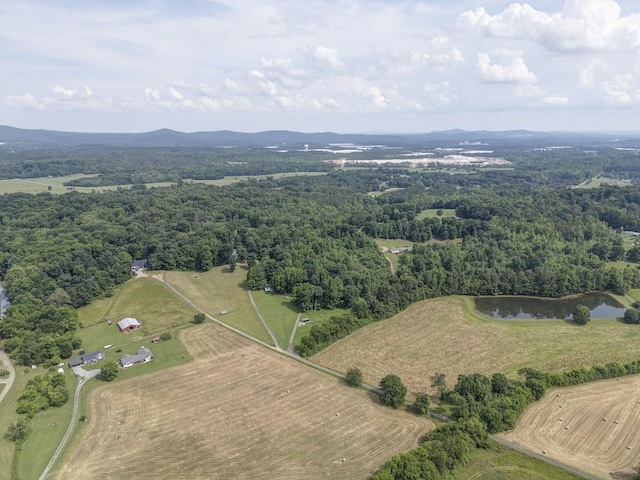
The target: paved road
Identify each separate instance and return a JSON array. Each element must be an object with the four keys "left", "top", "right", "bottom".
[
  {"left": 38, "top": 367, "right": 100, "bottom": 480},
  {"left": 0, "top": 350, "right": 16, "bottom": 406}
]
